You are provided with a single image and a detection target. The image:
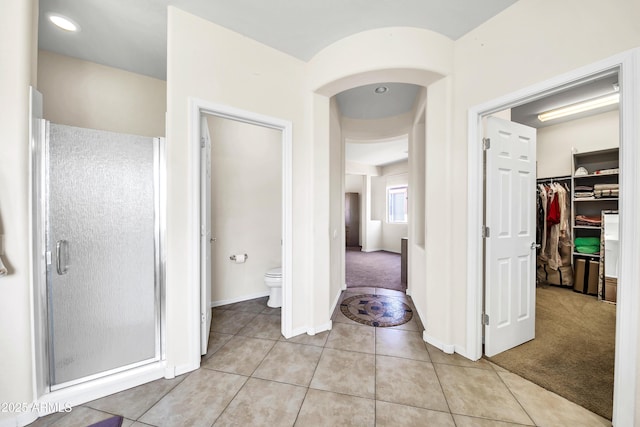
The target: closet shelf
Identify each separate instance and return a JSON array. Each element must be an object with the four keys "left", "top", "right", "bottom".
[
  {"left": 573, "top": 252, "right": 601, "bottom": 258},
  {"left": 573, "top": 172, "right": 619, "bottom": 179},
  {"left": 571, "top": 147, "right": 619, "bottom": 302}
]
